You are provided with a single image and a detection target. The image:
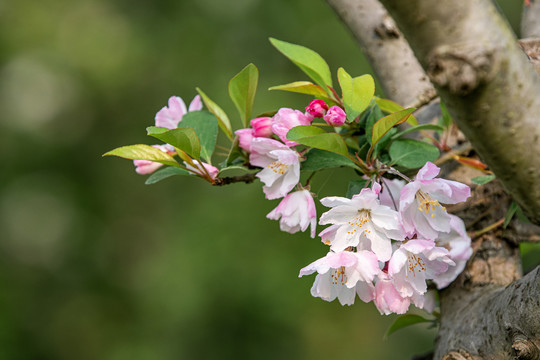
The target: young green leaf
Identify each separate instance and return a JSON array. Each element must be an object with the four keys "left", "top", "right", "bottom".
[
  {"left": 269, "top": 38, "right": 332, "bottom": 90},
  {"left": 384, "top": 314, "right": 434, "bottom": 338},
  {"left": 389, "top": 139, "right": 440, "bottom": 169},
  {"left": 196, "top": 87, "right": 233, "bottom": 140},
  {"left": 471, "top": 174, "right": 496, "bottom": 185},
  {"left": 391, "top": 124, "right": 445, "bottom": 140},
  {"left": 103, "top": 144, "right": 179, "bottom": 167},
  {"left": 371, "top": 108, "right": 416, "bottom": 146},
  {"left": 180, "top": 111, "right": 218, "bottom": 163},
  {"left": 301, "top": 149, "right": 358, "bottom": 171},
  {"left": 346, "top": 179, "right": 368, "bottom": 198},
  {"left": 338, "top": 68, "right": 375, "bottom": 122},
  {"left": 147, "top": 126, "right": 201, "bottom": 160},
  {"left": 145, "top": 167, "right": 190, "bottom": 185},
  {"left": 440, "top": 102, "right": 453, "bottom": 129},
  {"left": 504, "top": 202, "right": 519, "bottom": 228},
  {"left": 376, "top": 98, "right": 418, "bottom": 126},
  {"left": 228, "top": 63, "right": 258, "bottom": 127},
  {"left": 269, "top": 81, "right": 331, "bottom": 100},
  {"left": 287, "top": 126, "right": 349, "bottom": 157}
]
